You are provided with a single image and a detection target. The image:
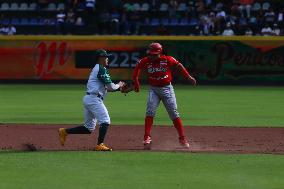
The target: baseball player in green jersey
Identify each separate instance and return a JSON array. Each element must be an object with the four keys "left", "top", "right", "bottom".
[{"left": 58, "top": 49, "right": 124, "bottom": 151}]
